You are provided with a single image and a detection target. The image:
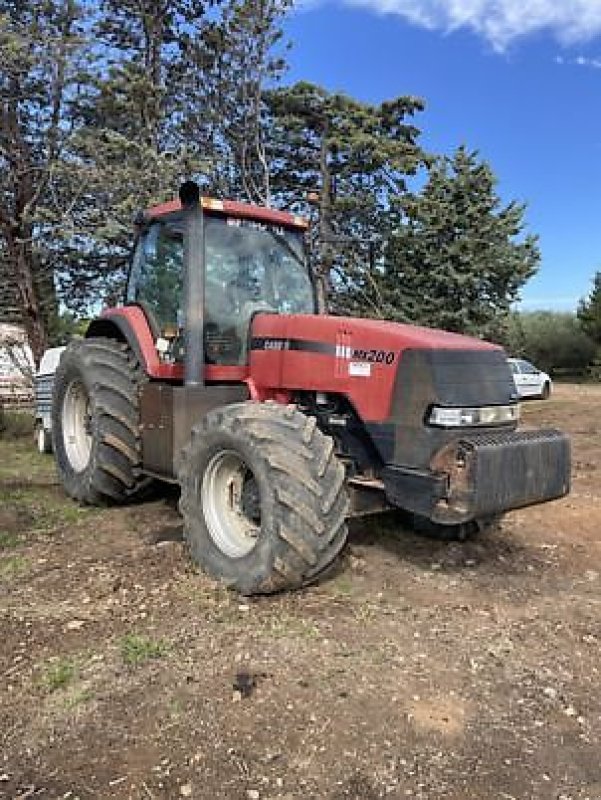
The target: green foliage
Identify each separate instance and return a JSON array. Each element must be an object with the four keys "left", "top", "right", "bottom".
[
  {"left": 578, "top": 271, "right": 601, "bottom": 345},
  {"left": 0, "top": 411, "right": 35, "bottom": 439},
  {"left": 120, "top": 633, "right": 169, "bottom": 665},
  {"left": 0, "top": 532, "right": 20, "bottom": 550},
  {"left": 2, "top": 5, "right": 543, "bottom": 348},
  {"left": 350, "top": 148, "right": 539, "bottom": 336},
  {"left": 196, "top": 0, "right": 291, "bottom": 202},
  {"left": 265, "top": 81, "right": 429, "bottom": 309},
  {"left": 1, "top": 0, "right": 290, "bottom": 346},
  {"left": 503, "top": 311, "right": 597, "bottom": 374},
  {"left": 0, "top": 1, "right": 85, "bottom": 361},
  {"left": 41, "top": 658, "right": 76, "bottom": 692},
  {"left": 47, "top": 312, "right": 88, "bottom": 346},
  {"left": 0, "top": 555, "right": 29, "bottom": 579}
]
